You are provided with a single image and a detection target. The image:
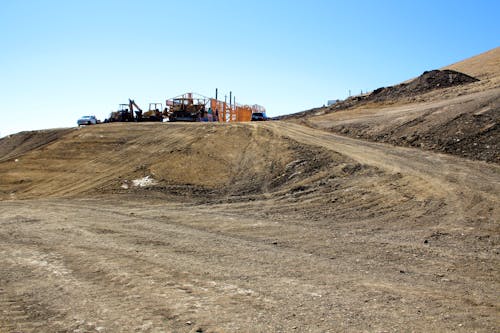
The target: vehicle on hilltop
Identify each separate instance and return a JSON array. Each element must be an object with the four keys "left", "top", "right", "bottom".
[
  {"left": 77, "top": 115, "right": 99, "bottom": 126},
  {"left": 251, "top": 112, "right": 268, "bottom": 121}
]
